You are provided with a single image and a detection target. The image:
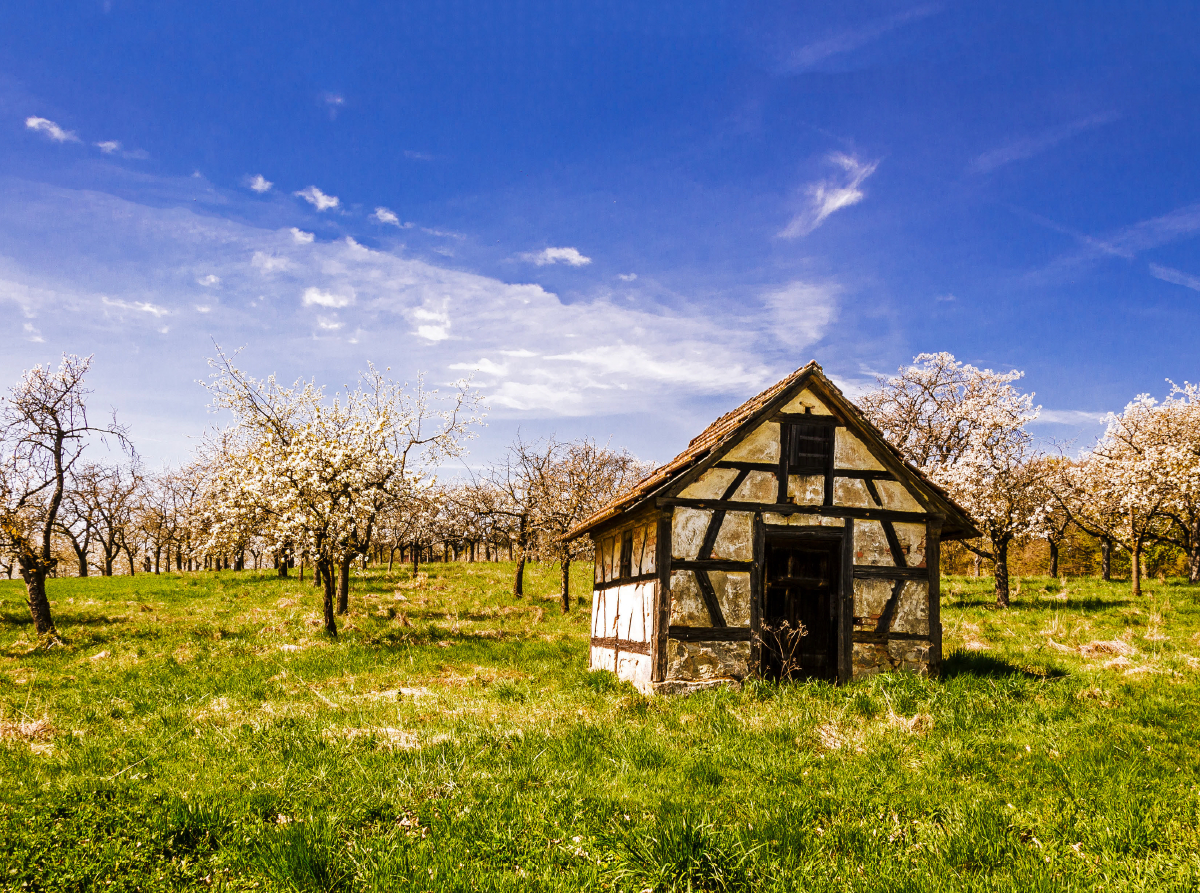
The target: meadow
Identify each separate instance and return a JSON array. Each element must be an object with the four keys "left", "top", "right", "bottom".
[{"left": 2, "top": 562, "right": 1199, "bottom": 892}]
